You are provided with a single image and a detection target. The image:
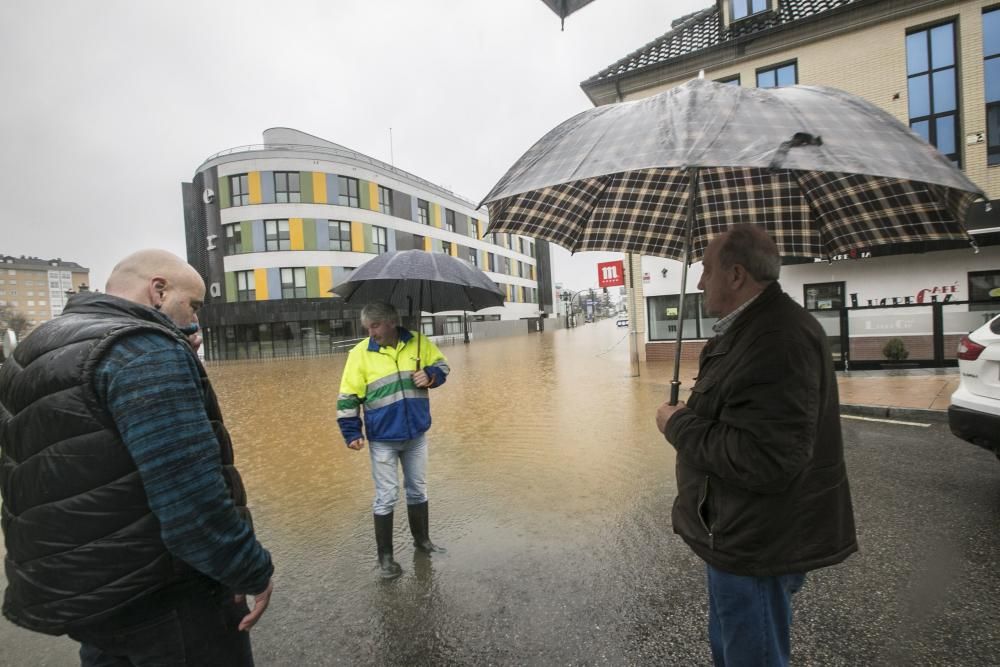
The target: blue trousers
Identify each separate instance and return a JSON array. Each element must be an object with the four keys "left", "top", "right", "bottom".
[
  {"left": 69, "top": 588, "right": 253, "bottom": 667},
  {"left": 369, "top": 434, "right": 428, "bottom": 515},
  {"left": 706, "top": 564, "right": 806, "bottom": 667}
]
